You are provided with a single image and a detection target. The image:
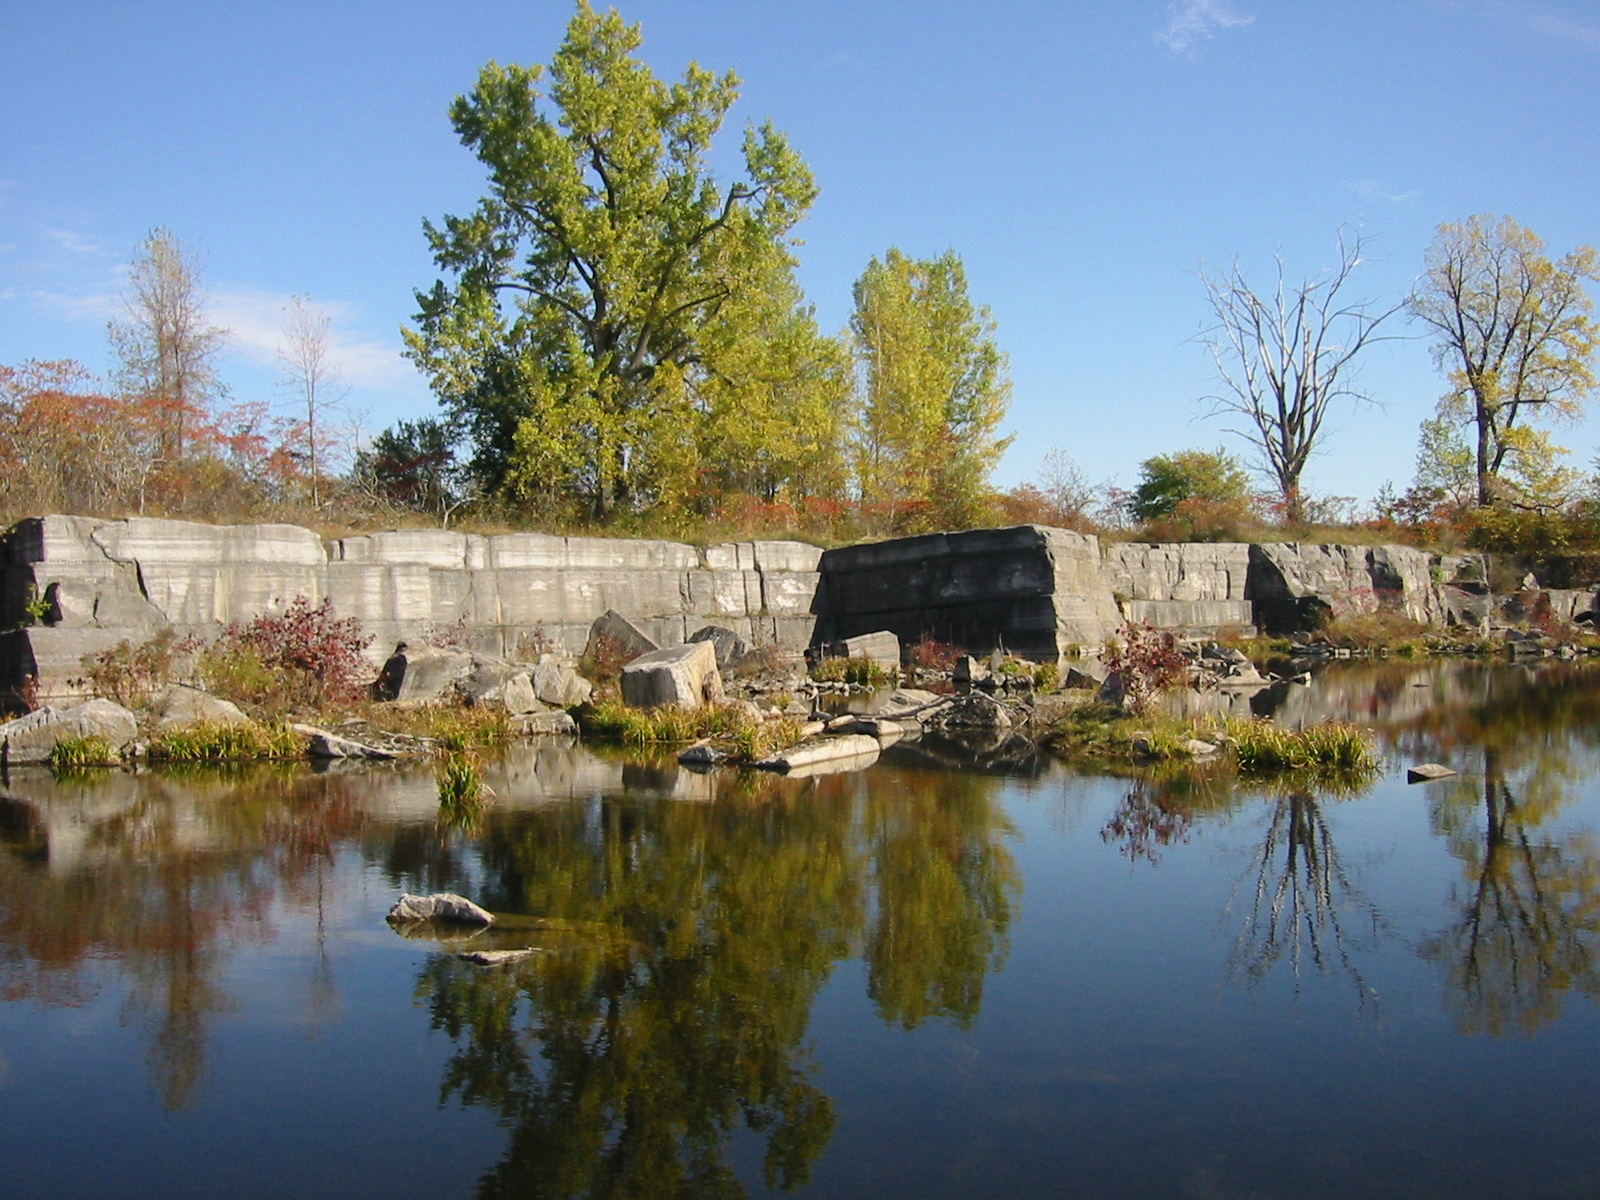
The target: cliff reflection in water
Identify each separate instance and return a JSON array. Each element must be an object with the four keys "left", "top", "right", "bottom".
[
  {"left": 5, "top": 662, "right": 1600, "bottom": 1196},
  {"left": 415, "top": 765, "right": 1018, "bottom": 1197},
  {"left": 0, "top": 765, "right": 367, "bottom": 1108}
]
